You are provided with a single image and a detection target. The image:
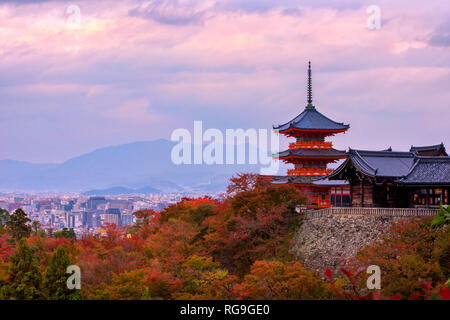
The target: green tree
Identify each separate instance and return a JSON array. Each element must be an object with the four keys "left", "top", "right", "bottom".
[
  {"left": 53, "top": 228, "right": 76, "bottom": 240},
  {"left": 6, "top": 209, "right": 31, "bottom": 241},
  {"left": 31, "top": 220, "right": 42, "bottom": 236},
  {"left": 43, "top": 246, "right": 80, "bottom": 300},
  {"left": 0, "top": 208, "right": 9, "bottom": 228},
  {"left": 431, "top": 204, "right": 450, "bottom": 227},
  {"left": 3, "top": 238, "right": 42, "bottom": 299}
]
